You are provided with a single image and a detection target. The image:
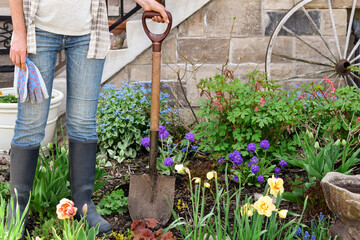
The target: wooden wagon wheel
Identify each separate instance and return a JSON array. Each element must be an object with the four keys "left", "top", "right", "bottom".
[{"left": 265, "top": 0, "right": 360, "bottom": 88}]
